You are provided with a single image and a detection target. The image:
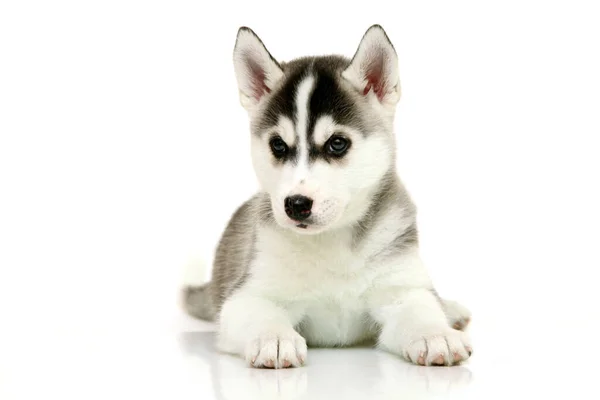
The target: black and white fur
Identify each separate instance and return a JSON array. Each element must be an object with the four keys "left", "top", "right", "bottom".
[{"left": 183, "top": 25, "right": 472, "bottom": 368}]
